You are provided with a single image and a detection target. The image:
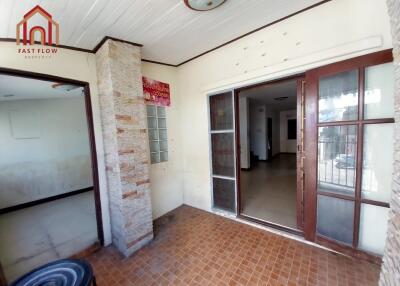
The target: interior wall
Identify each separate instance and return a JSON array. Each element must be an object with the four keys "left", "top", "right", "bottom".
[
  {"left": 0, "top": 42, "right": 112, "bottom": 245},
  {"left": 239, "top": 97, "right": 250, "bottom": 168},
  {"left": 141, "top": 62, "right": 184, "bottom": 219},
  {"left": 0, "top": 97, "right": 92, "bottom": 209},
  {"left": 177, "top": 0, "right": 392, "bottom": 212},
  {"left": 265, "top": 108, "right": 281, "bottom": 157},
  {"left": 249, "top": 102, "right": 280, "bottom": 161},
  {"left": 280, "top": 109, "right": 297, "bottom": 153},
  {"left": 249, "top": 103, "right": 267, "bottom": 160}
]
